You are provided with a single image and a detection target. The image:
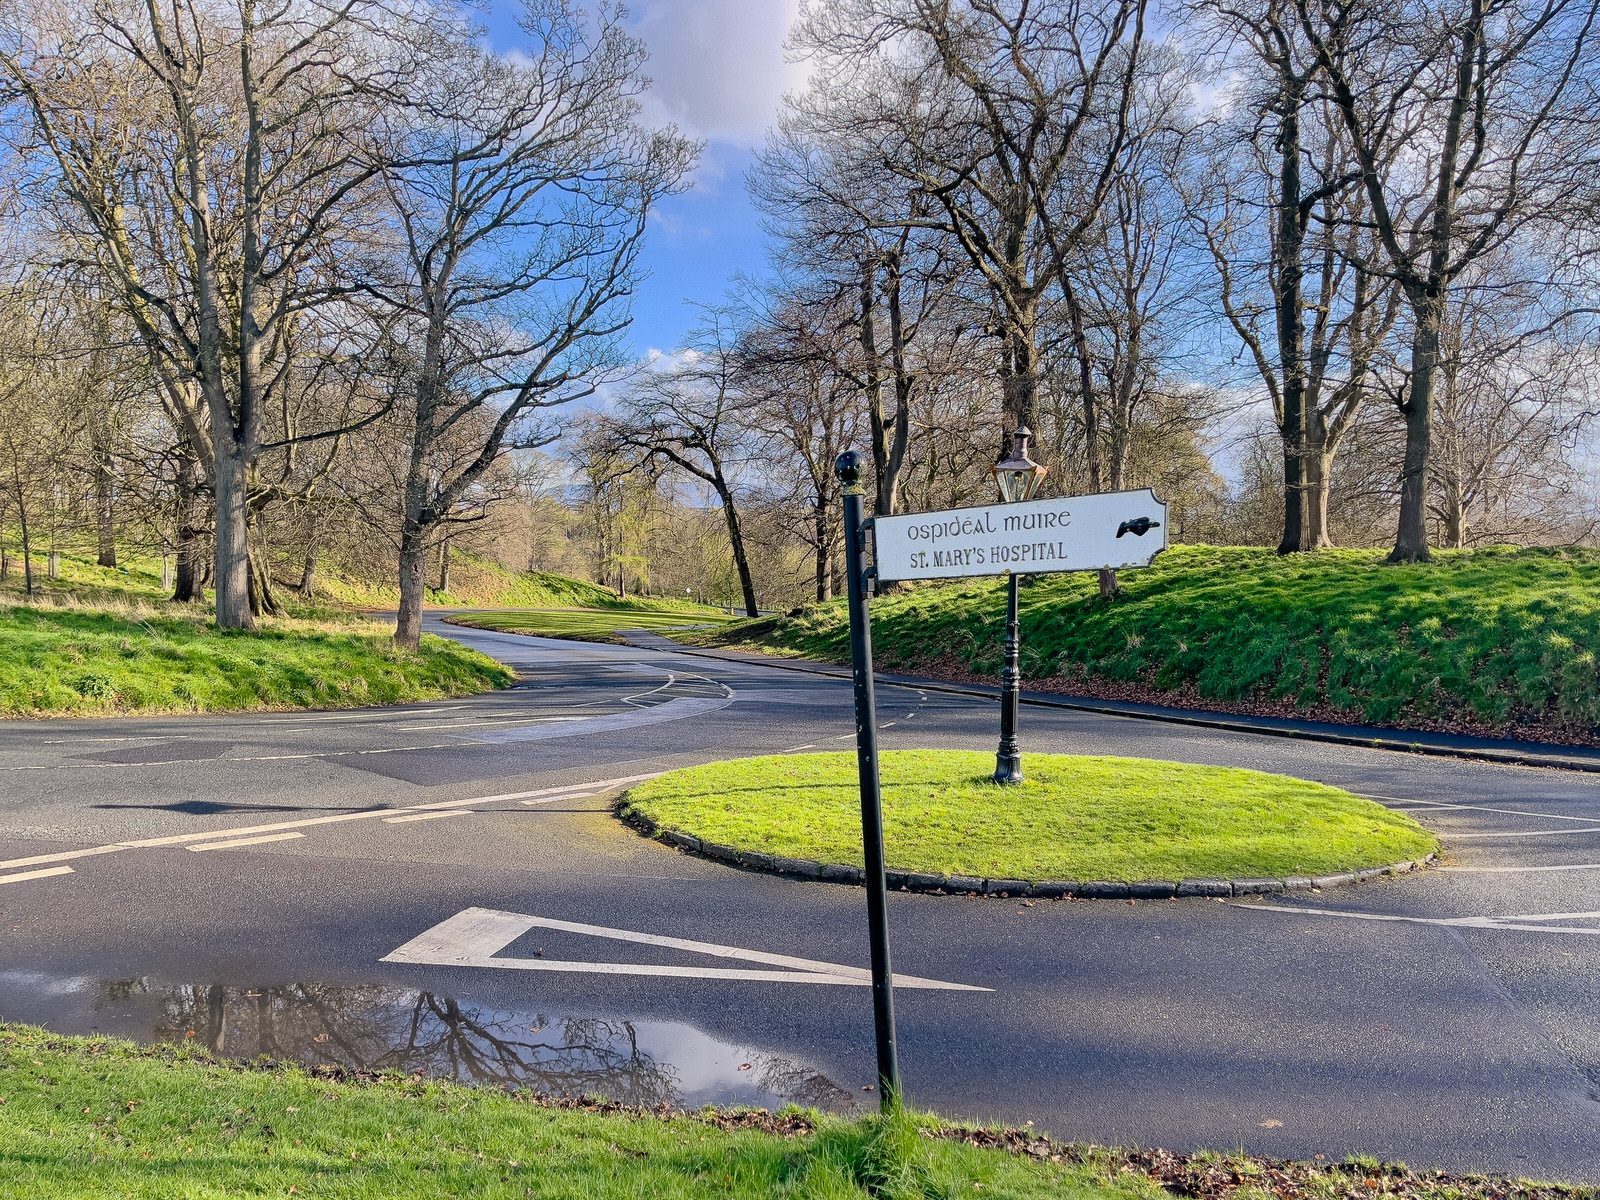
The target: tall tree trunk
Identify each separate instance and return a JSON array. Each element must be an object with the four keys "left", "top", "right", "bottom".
[
  {"left": 1391, "top": 292, "right": 1438, "bottom": 563},
  {"left": 11, "top": 473, "right": 33, "bottom": 596},
  {"left": 1003, "top": 308, "right": 1039, "bottom": 438},
  {"left": 212, "top": 445, "right": 254, "bottom": 629},
  {"left": 814, "top": 502, "right": 832, "bottom": 602},
  {"left": 1062, "top": 279, "right": 1119, "bottom": 600},
  {"left": 713, "top": 472, "right": 759, "bottom": 617},
  {"left": 247, "top": 545, "right": 282, "bottom": 618},
  {"left": 1274, "top": 71, "right": 1310, "bottom": 554},
  {"left": 437, "top": 537, "right": 451, "bottom": 593},
  {"left": 394, "top": 524, "right": 428, "bottom": 653},
  {"left": 1441, "top": 472, "right": 1467, "bottom": 549},
  {"left": 172, "top": 456, "right": 204, "bottom": 604},
  {"left": 860, "top": 260, "right": 892, "bottom": 515},
  {"left": 92, "top": 437, "right": 117, "bottom": 568},
  {"left": 298, "top": 544, "right": 317, "bottom": 597},
  {"left": 1305, "top": 444, "right": 1335, "bottom": 549}
]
